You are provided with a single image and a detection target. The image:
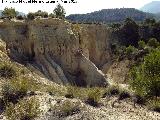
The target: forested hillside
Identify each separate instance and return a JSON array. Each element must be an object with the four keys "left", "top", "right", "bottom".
[
  {"left": 66, "top": 8, "right": 154, "bottom": 23},
  {"left": 109, "top": 18, "right": 160, "bottom": 47}
]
